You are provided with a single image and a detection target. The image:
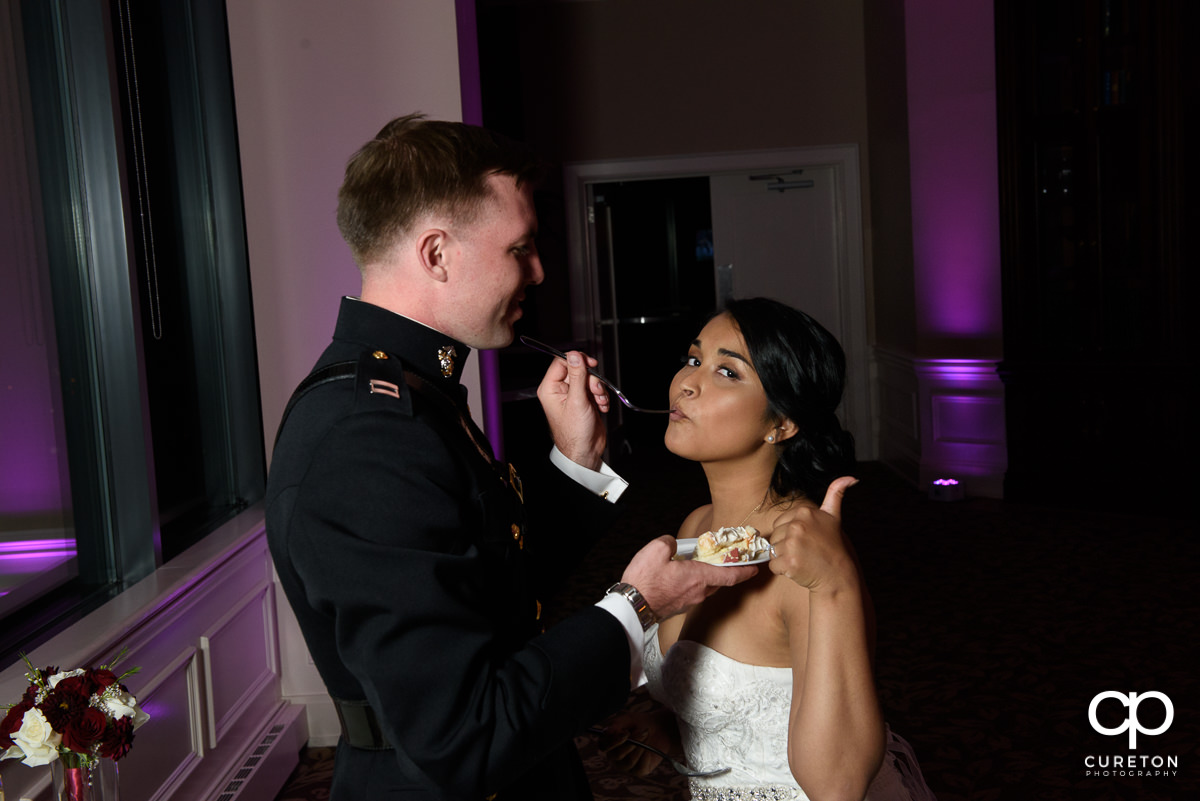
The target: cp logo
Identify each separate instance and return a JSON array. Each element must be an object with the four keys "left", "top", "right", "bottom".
[{"left": 1088, "top": 691, "right": 1174, "bottom": 749}]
